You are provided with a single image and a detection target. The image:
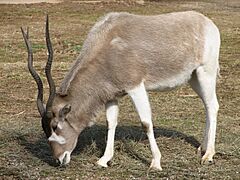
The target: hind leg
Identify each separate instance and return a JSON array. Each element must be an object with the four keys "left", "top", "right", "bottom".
[{"left": 189, "top": 66, "right": 219, "bottom": 164}]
